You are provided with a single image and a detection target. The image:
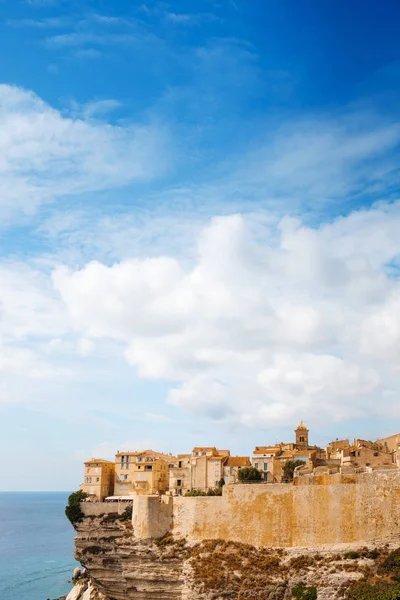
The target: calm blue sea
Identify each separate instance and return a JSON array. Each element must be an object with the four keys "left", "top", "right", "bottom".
[{"left": 0, "top": 492, "right": 78, "bottom": 600}]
